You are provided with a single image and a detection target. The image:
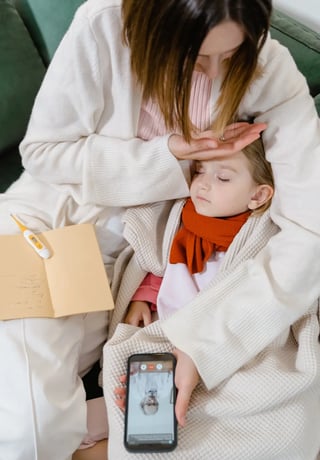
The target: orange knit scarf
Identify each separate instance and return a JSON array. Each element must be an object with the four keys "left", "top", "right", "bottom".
[{"left": 169, "top": 198, "right": 251, "bottom": 274}]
